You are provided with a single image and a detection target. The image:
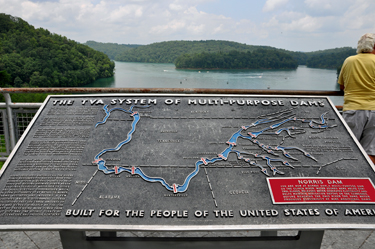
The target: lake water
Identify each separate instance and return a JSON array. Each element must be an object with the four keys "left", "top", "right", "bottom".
[{"left": 87, "top": 61, "right": 343, "bottom": 105}]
